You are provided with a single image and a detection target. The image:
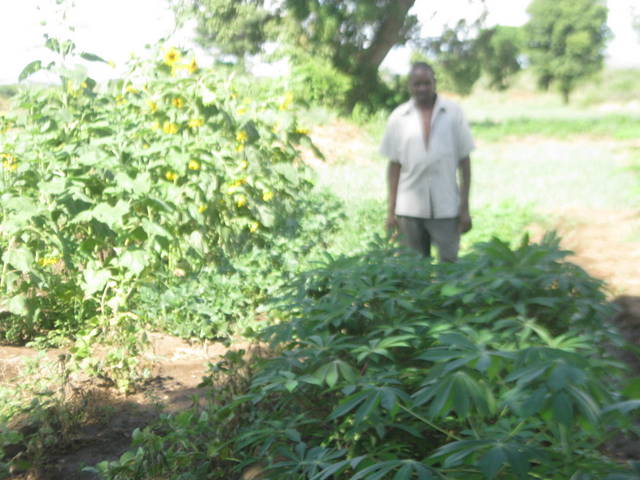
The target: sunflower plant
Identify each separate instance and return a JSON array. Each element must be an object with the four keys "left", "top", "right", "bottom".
[{"left": 0, "top": 39, "right": 320, "bottom": 348}]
